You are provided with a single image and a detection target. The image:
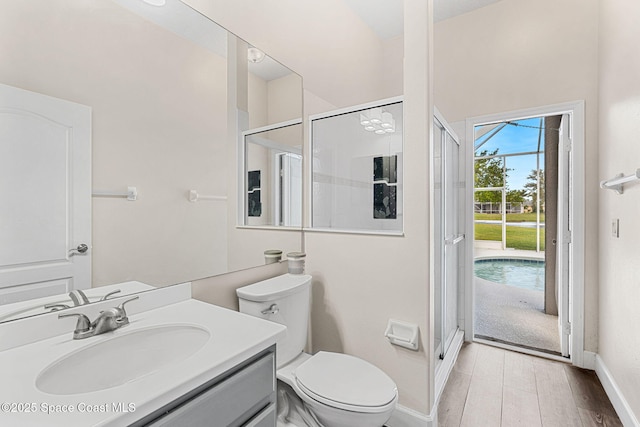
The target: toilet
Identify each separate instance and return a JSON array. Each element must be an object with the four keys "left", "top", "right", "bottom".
[{"left": 236, "top": 274, "right": 398, "bottom": 427}]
